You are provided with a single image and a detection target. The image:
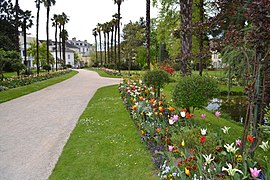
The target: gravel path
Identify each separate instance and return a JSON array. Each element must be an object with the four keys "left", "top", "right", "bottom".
[{"left": 0, "top": 69, "right": 121, "bottom": 180}]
